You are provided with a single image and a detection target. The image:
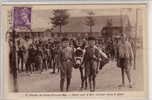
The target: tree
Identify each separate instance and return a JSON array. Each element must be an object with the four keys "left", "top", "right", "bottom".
[
  {"left": 85, "top": 11, "right": 95, "bottom": 34},
  {"left": 50, "top": 9, "right": 69, "bottom": 33},
  {"left": 101, "top": 19, "right": 113, "bottom": 38}
]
